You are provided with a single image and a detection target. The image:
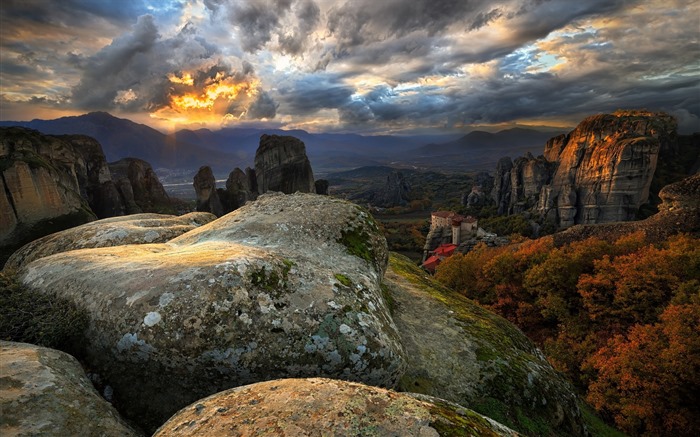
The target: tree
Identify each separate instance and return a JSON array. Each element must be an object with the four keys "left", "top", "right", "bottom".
[{"left": 586, "top": 303, "right": 700, "bottom": 436}]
